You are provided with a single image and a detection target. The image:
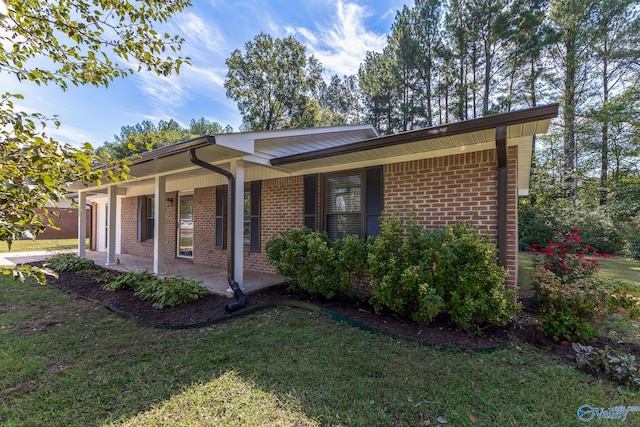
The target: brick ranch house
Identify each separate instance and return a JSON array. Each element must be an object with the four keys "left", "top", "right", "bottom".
[{"left": 69, "top": 104, "right": 558, "bottom": 290}]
